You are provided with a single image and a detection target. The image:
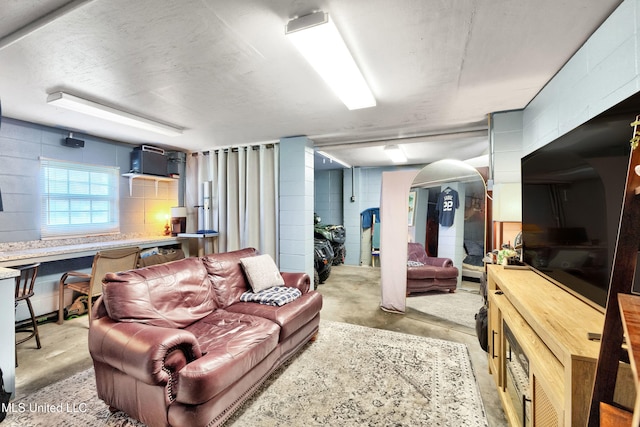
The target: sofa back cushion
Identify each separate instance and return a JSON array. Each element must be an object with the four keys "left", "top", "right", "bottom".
[
  {"left": 202, "top": 247, "right": 258, "bottom": 308},
  {"left": 102, "top": 257, "right": 217, "bottom": 328},
  {"left": 408, "top": 242, "right": 428, "bottom": 264}
]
